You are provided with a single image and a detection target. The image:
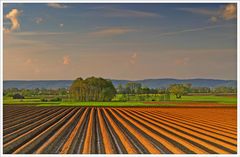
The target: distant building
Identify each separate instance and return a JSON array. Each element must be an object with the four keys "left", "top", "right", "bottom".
[{"left": 13, "top": 94, "right": 24, "bottom": 99}]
